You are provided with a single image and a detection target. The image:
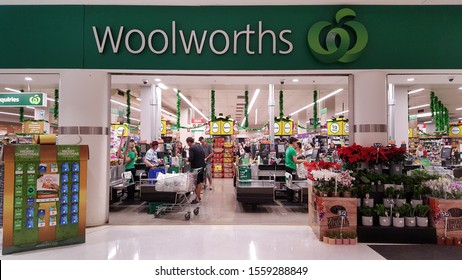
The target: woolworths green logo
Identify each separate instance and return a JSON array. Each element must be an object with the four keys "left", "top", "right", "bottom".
[
  {"left": 29, "top": 94, "right": 41, "bottom": 105},
  {"left": 308, "top": 8, "right": 368, "bottom": 63}
]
